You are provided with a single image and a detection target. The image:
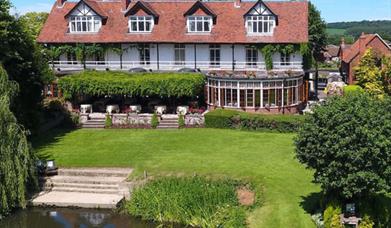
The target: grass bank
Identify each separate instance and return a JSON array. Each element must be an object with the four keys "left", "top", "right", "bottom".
[{"left": 34, "top": 128, "right": 319, "bottom": 228}]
